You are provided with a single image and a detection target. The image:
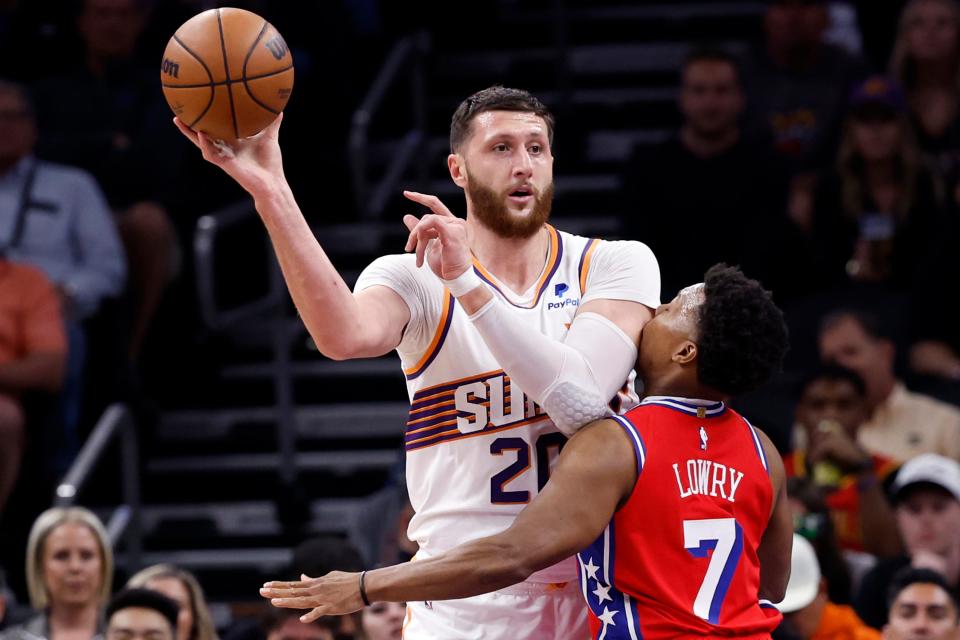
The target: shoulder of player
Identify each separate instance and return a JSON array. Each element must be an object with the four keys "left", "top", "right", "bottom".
[
  {"left": 565, "top": 419, "right": 638, "bottom": 462},
  {"left": 363, "top": 253, "right": 444, "bottom": 287}
]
